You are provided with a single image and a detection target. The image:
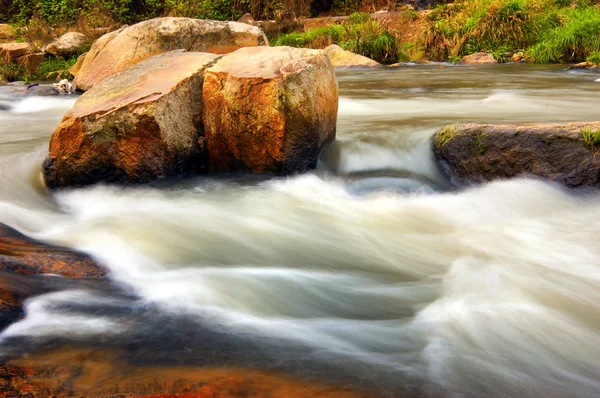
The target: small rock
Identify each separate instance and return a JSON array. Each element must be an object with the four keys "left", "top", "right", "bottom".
[
  {"left": 238, "top": 13, "right": 256, "bottom": 25},
  {"left": 26, "top": 84, "right": 61, "bottom": 96},
  {"left": 53, "top": 79, "right": 74, "bottom": 94},
  {"left": 0, "top": 42, "right": 34, "bottom": 59},
  {"left": 324, "top": 44, "right": 382, "bottom": 68},
  {"left": 457, "top": 52, "right": 497, "bottom": 65},
  {"left": 0, "top": 24, "right": 14, "bottom": 41},
  {"left": 44, "top": 32, "right": 88, "bottom": 58},
  {"left": 512, "top": 52, "right": 524, "bottom": 62}
]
